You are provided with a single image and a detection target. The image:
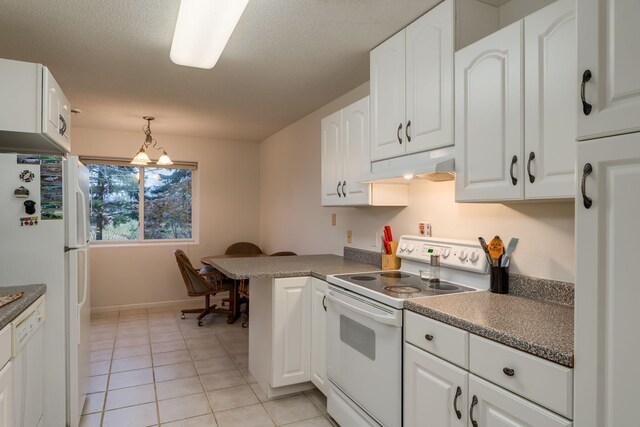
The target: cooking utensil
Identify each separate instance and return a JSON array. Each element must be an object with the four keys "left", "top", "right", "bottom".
[
  {"left": 501, "top": 238, "right": 519, "bottom": 267},
  {"left": 478, "top": 237, "right": 492, "bottom": 264},
  {"left": 488, "top": 236, "right": 504, "bottom": 267},
  {"left": 384, "top": 225, "right": 393, "bottom": 242}
]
